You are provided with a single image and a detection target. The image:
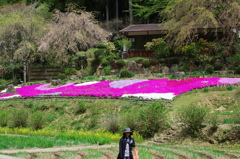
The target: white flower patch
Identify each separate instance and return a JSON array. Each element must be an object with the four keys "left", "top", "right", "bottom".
[
  {"left": 121, "top": 93, "right": 175, "bottom": 100},
  {"left": 39, "top": 92, "right": 62, "bottom": 96},
  {"left": 75, "top": 81, "right": 100, "bottom": 86},
  {"left": 1, "top": 86, "right": 21, "bottom": 93},
  {"left": 0, "top": 94, "right": 21, "bottom": 99}
]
